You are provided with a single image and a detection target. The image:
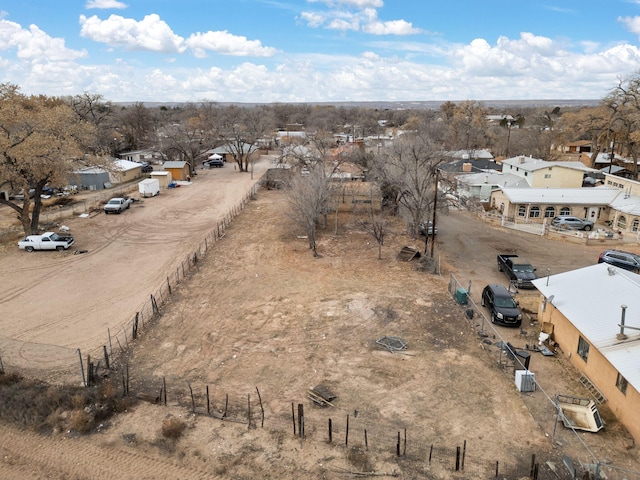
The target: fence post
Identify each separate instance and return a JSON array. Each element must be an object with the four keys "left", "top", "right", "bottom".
[{"left": 77, "top": 348, "right": 86, "bottom": 387}]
